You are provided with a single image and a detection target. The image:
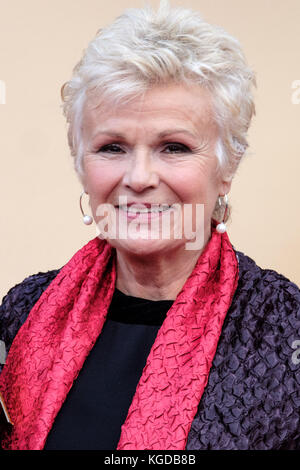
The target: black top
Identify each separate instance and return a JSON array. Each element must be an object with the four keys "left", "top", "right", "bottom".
[{"left": 43, "top": 288, "right": 174, "bottom": 450}]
